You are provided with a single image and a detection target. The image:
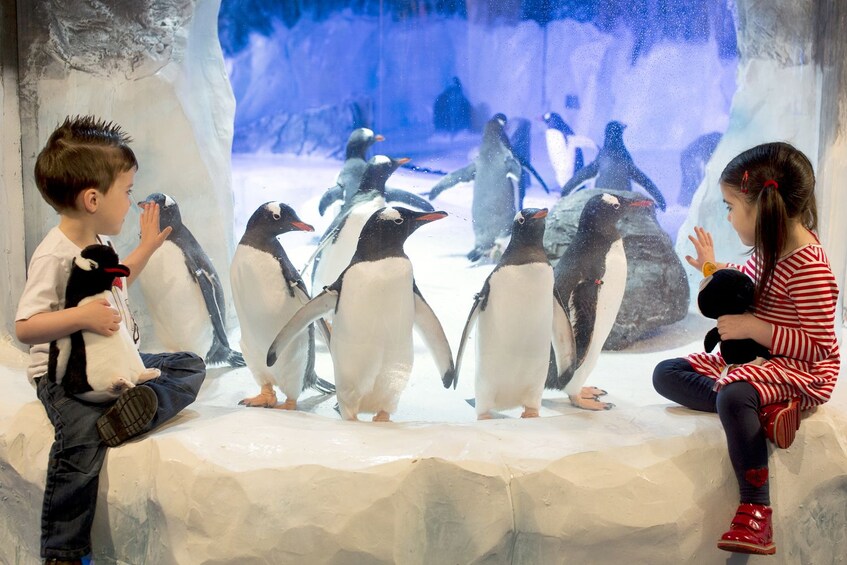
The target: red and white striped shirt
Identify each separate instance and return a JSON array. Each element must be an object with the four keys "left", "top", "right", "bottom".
[{"left": 687, "top": 244, "right": 840, "bottom": 409}]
